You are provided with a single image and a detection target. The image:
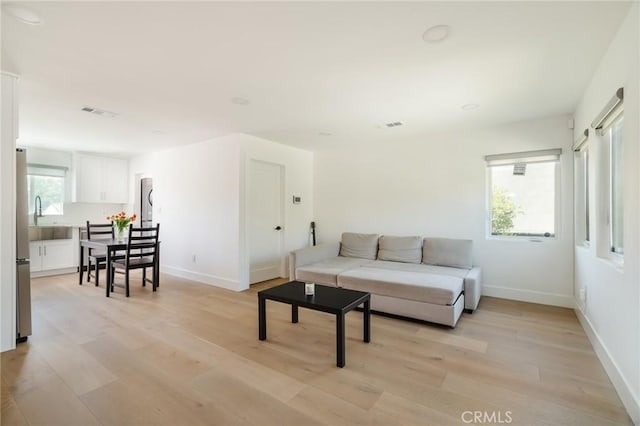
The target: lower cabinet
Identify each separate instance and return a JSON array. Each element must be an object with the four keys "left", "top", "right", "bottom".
[{"left": 30, "top": 240, "right": 76, "bottom": 273}]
